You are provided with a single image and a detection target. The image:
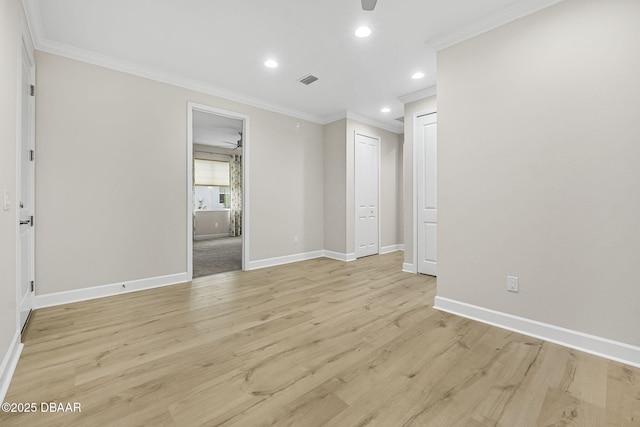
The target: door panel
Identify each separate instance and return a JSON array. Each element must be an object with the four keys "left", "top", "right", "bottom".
[
  {"left": 417, "top": 113, "right": 437, "bottom": 275},
  {"left": 19, "top": 42, "right": 35, "bottom": 332},
  {"left": 355, "top": 133, "right": 379, "bottom": 258}
]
